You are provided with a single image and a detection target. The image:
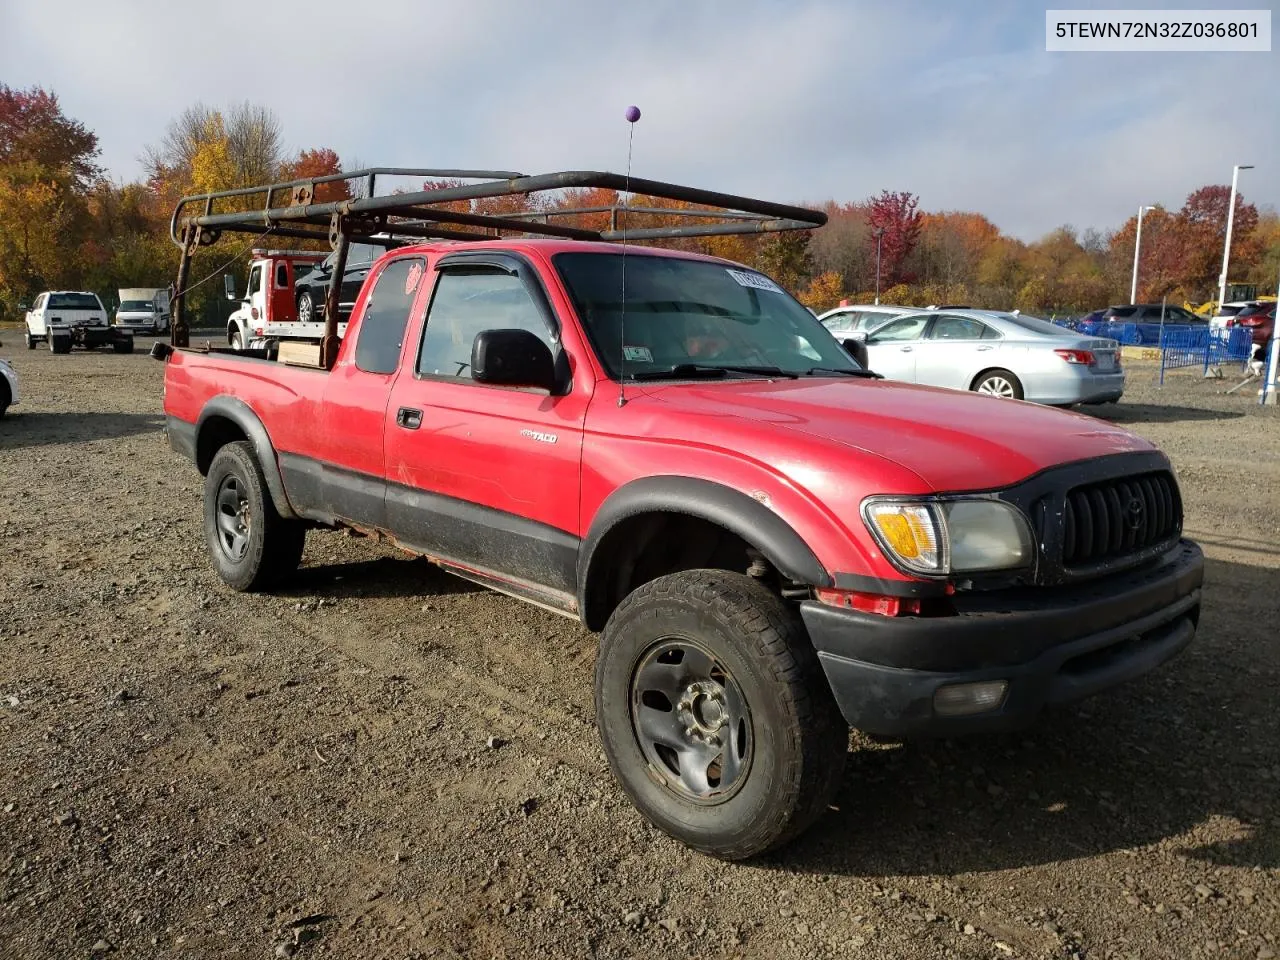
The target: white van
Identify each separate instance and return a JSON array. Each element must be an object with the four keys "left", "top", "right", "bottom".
[{"left": 115, "top": 288, "right": 171, "bottom": 334}]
